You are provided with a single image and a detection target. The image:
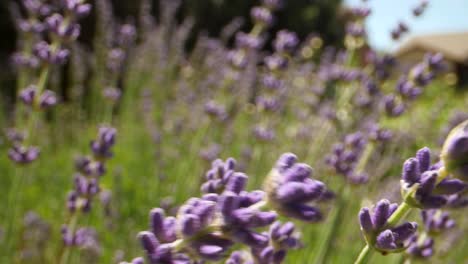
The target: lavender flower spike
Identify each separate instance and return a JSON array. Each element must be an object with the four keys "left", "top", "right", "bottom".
[
  {"left": 265, "top": 153, "right": 330, "bottom": 222},
  {"left": 441, "top": 119, "right": 468, "bottom": 181},
  {"left": 358, "top": 199, "right": 417, "bottom": 254},
  {"left": 400, "top": 147, "right": 466, "bottom": 208}
]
